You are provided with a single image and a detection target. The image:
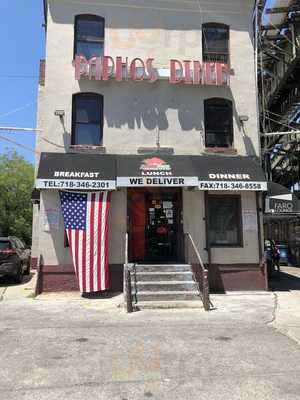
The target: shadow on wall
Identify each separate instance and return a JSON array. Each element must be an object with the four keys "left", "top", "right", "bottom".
[
  {"left": 48, "top": 0, "right": 254, "bottom": 34},
  {"left": 77, "top": 80, "right": 257, "bottom": 155}
]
